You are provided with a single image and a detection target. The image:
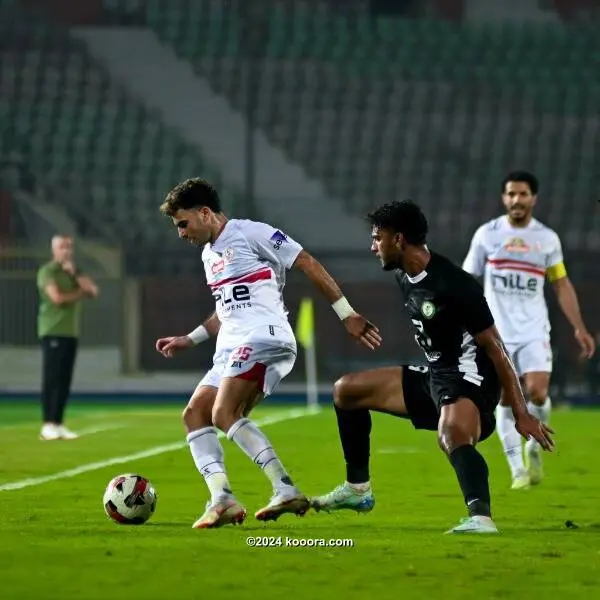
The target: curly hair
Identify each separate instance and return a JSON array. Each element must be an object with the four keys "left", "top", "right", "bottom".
[
  {"left": 366, "top": 200, "right": 428, "bottom": 245},
  {"left": 160, "top": 178, "right": 222, "bottom": 216}
]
